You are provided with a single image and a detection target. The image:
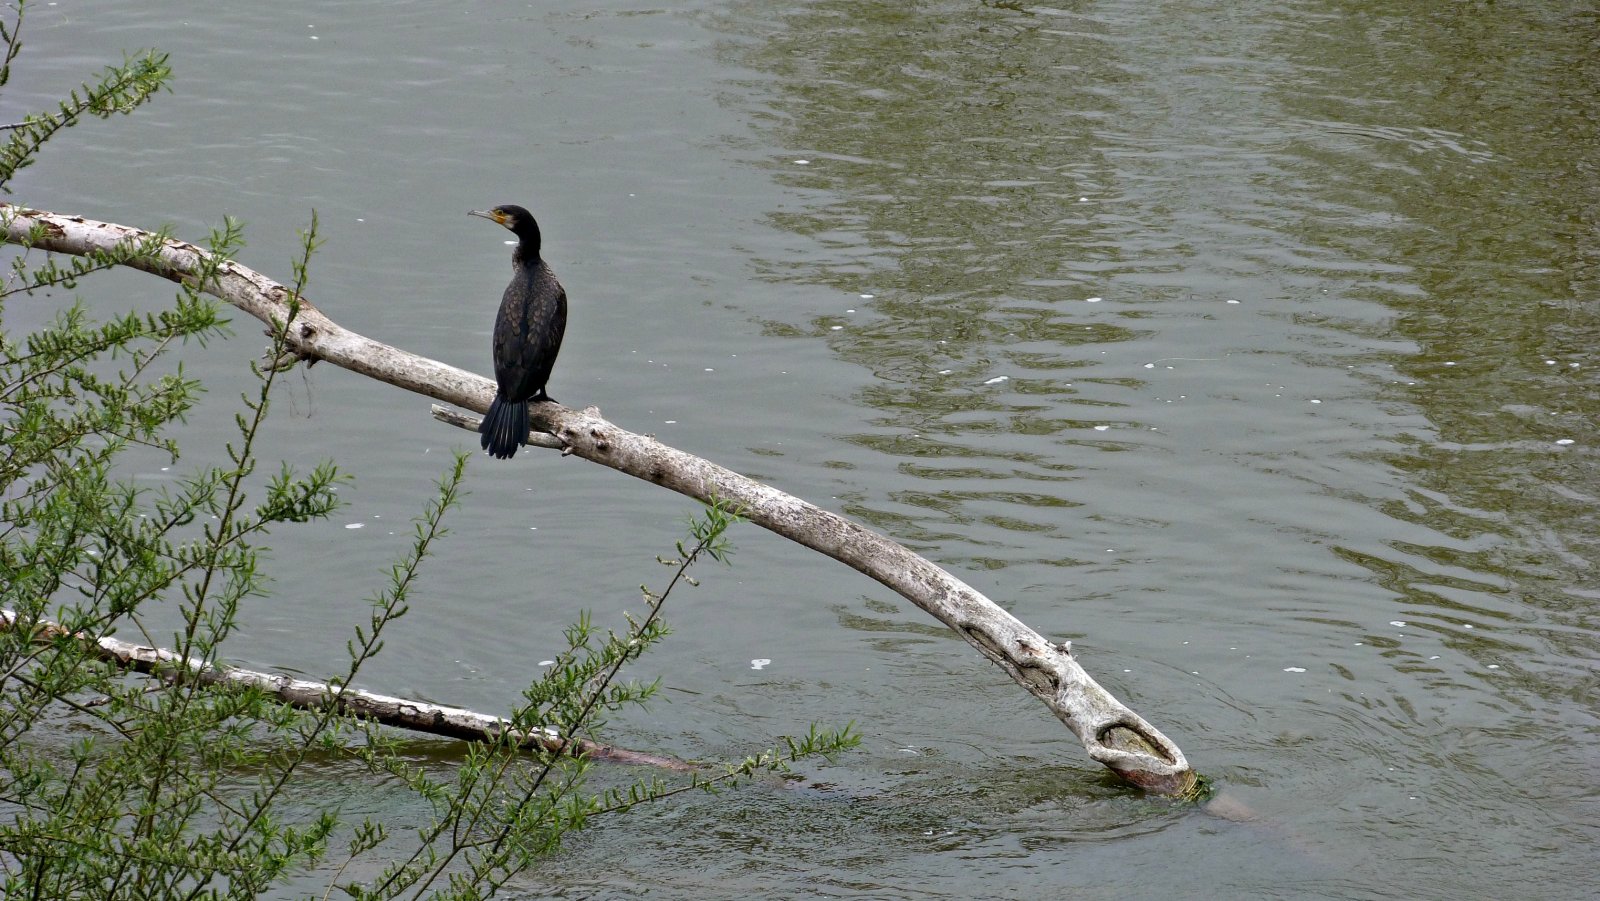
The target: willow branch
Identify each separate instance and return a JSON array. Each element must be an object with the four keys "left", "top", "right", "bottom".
[{"left": 1, "top": 203, "right": 1198, "bottom": 796}]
